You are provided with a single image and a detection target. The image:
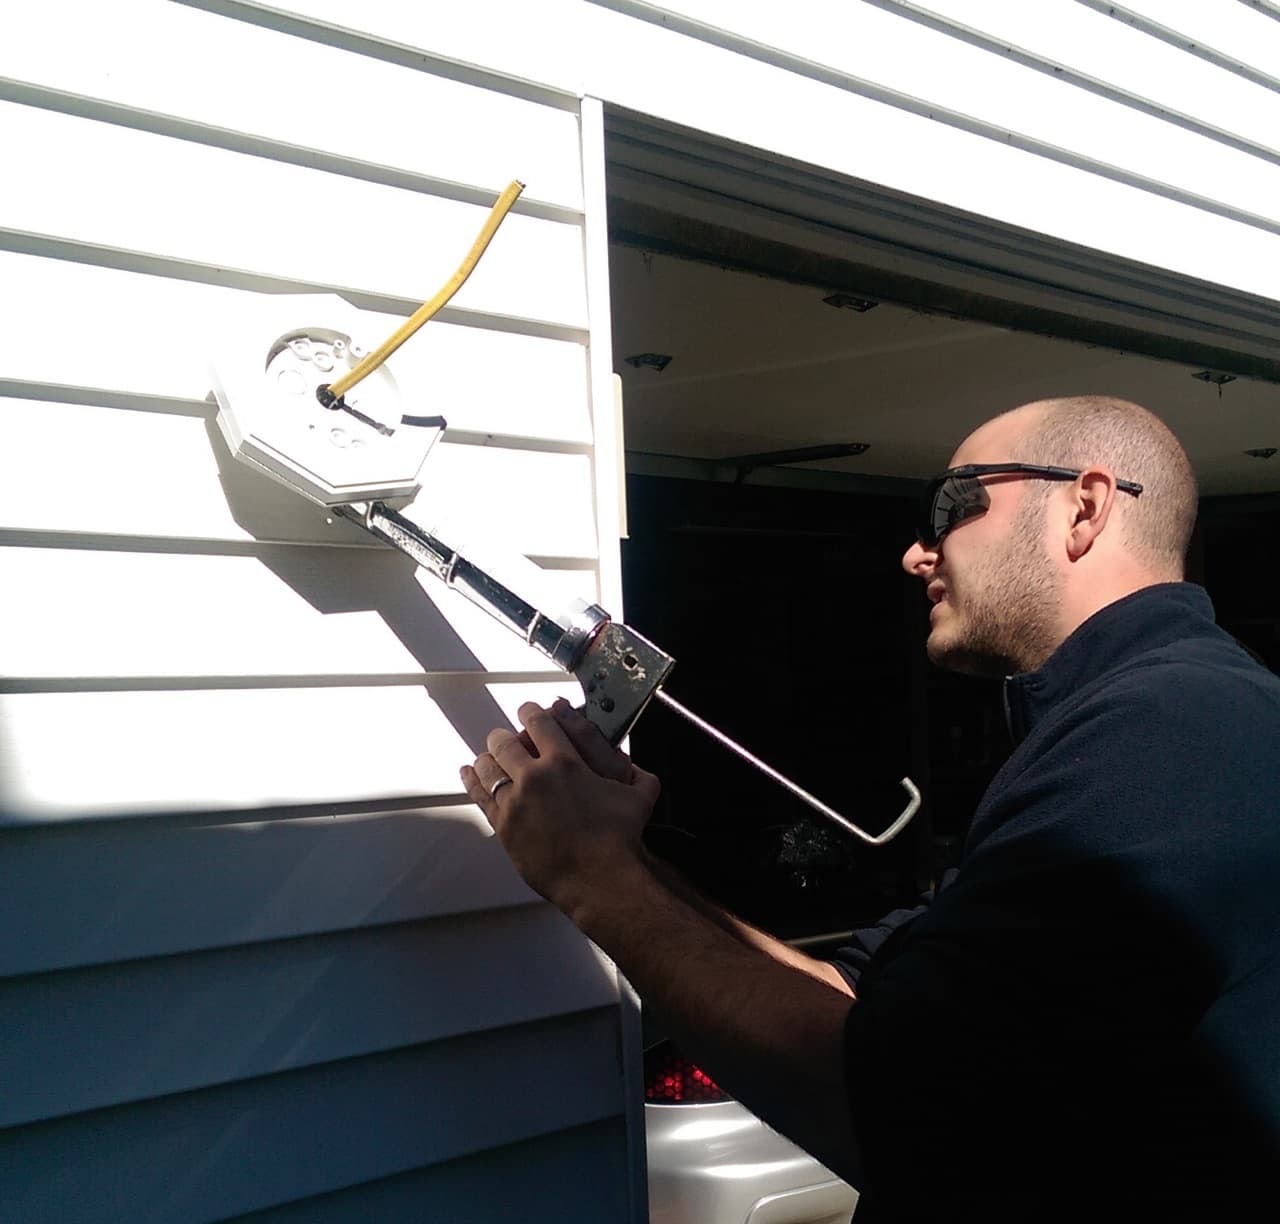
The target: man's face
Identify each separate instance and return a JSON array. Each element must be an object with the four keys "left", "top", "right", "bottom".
[{"left": 902, "top": 417, "right": 1064, "bottom": 677}]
